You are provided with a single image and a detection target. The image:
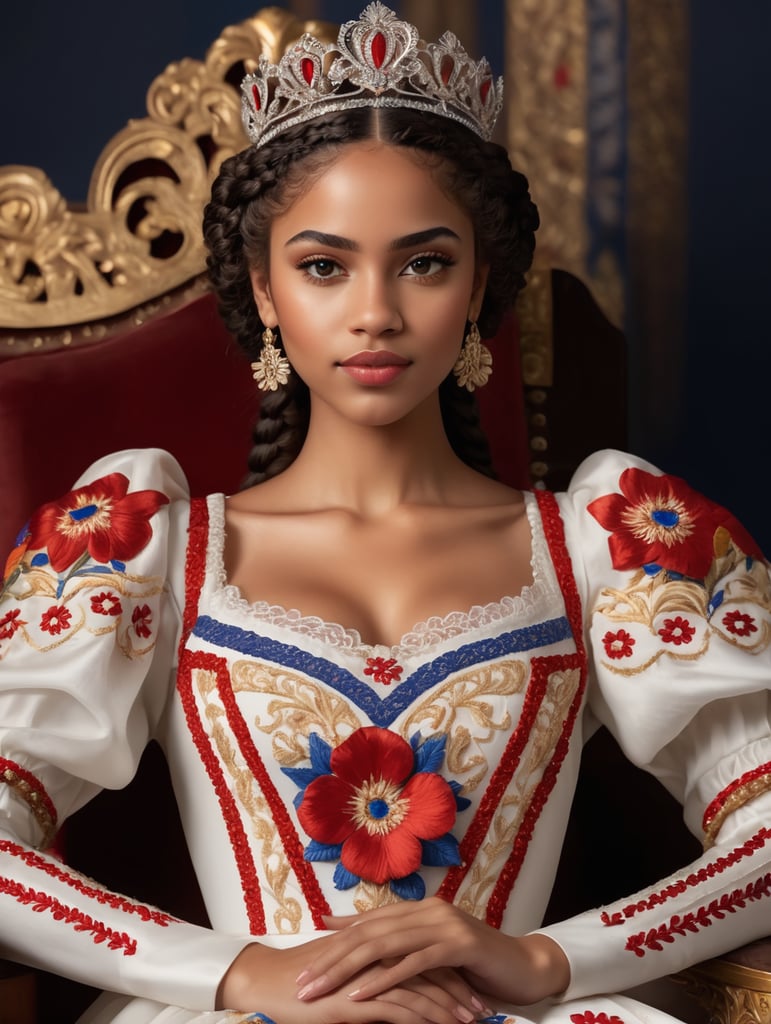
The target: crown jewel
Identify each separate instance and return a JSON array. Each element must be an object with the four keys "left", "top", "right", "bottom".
[{"left": 241, "top": 3, "right": 503, "bottom": 148}]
